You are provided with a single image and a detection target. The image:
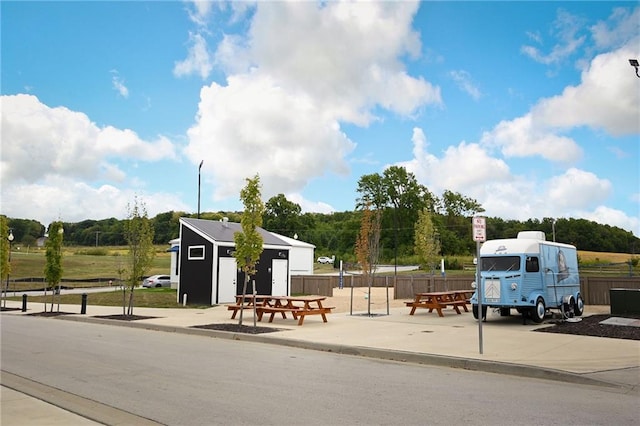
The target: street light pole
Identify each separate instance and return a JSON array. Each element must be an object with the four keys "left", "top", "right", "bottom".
[{"left": 198, "top": 160, "right": 204, "bottom": 219}]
